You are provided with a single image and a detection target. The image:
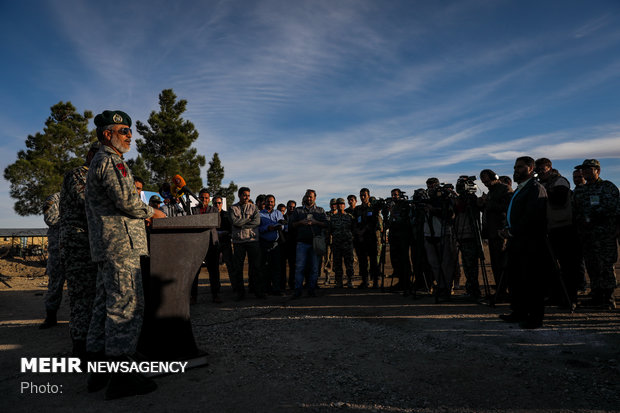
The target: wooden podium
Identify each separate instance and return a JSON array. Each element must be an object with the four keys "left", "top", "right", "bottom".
[{"left": 138, "top": 213, "right": 219, "bottom": 365}]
